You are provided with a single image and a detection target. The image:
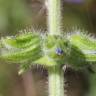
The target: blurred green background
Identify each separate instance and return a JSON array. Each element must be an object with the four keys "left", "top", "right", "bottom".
[{"left": 0, "top": 0, "right": 96, "bottom": 96}]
